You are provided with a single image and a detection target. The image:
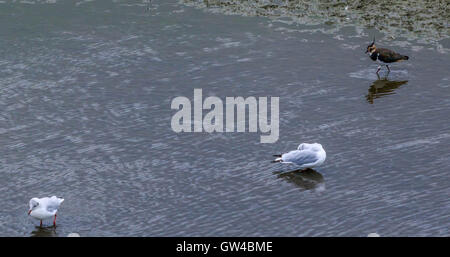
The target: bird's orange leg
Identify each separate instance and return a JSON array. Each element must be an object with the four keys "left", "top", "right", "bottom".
[{"left": 53, "top": 214, "right": 57, "bottom": 227}]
